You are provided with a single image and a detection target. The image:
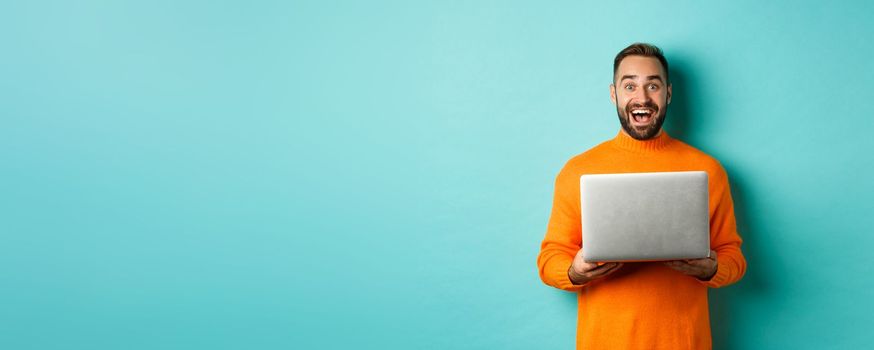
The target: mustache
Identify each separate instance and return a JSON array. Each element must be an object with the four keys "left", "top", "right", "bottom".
[{"left": 625, "top": 103, "right": 659, "bottom": 113}]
